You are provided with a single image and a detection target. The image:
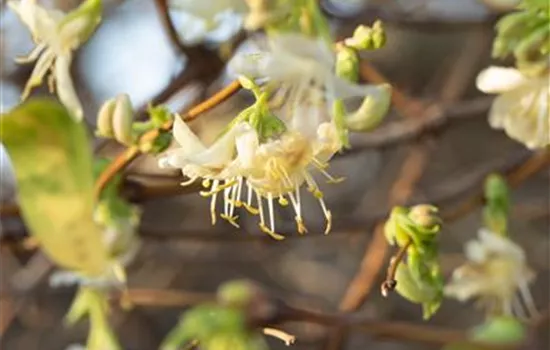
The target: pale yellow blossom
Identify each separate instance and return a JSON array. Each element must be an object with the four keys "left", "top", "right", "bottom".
[{"left": 477, "top": 66, "right": 549, "bottom": 149}]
